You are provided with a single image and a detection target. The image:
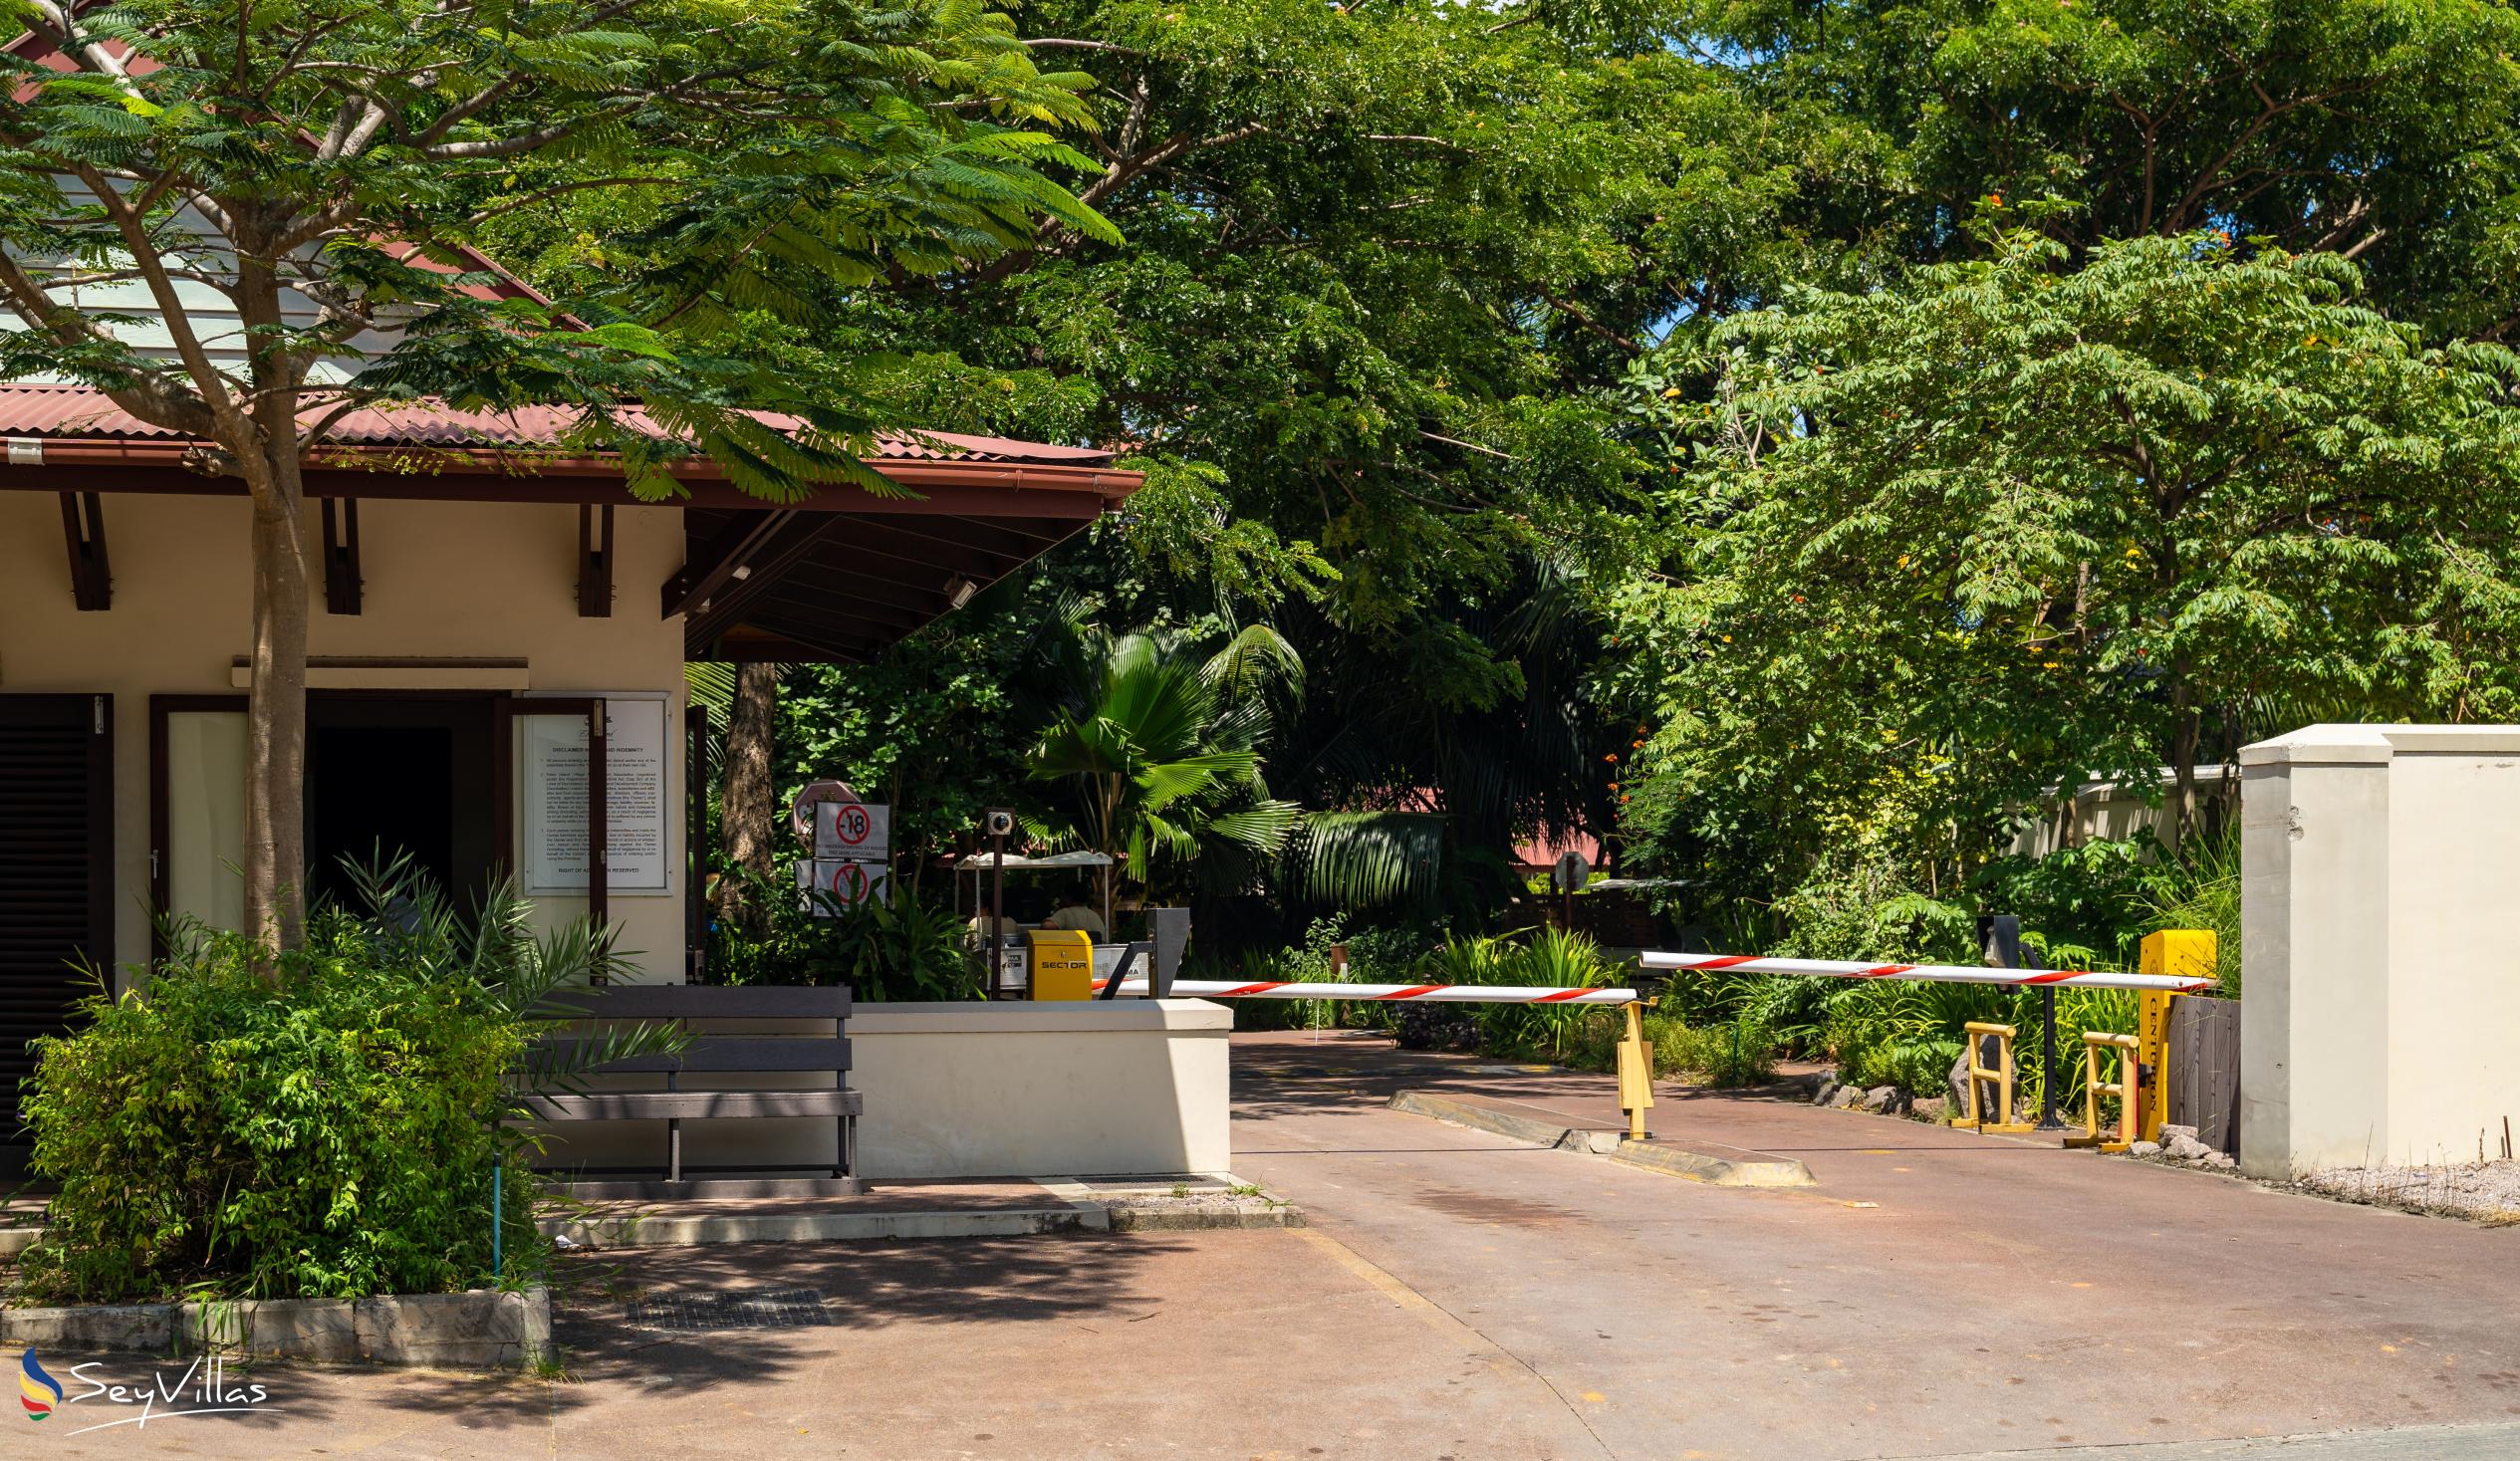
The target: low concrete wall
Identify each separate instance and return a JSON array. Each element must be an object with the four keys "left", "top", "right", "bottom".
[
  {"left": 851, "top": 999, "right": 1232, "bottom": 1178},
  {"left": 0, "top": 1288, "right": 550, "bottom": 1368},
  {"left": 2240, "top": 725, "right": 2520, "bottom": 1176},
  {"left": 528, "top": 997, "right": 1235, "bottom": 1180}
]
